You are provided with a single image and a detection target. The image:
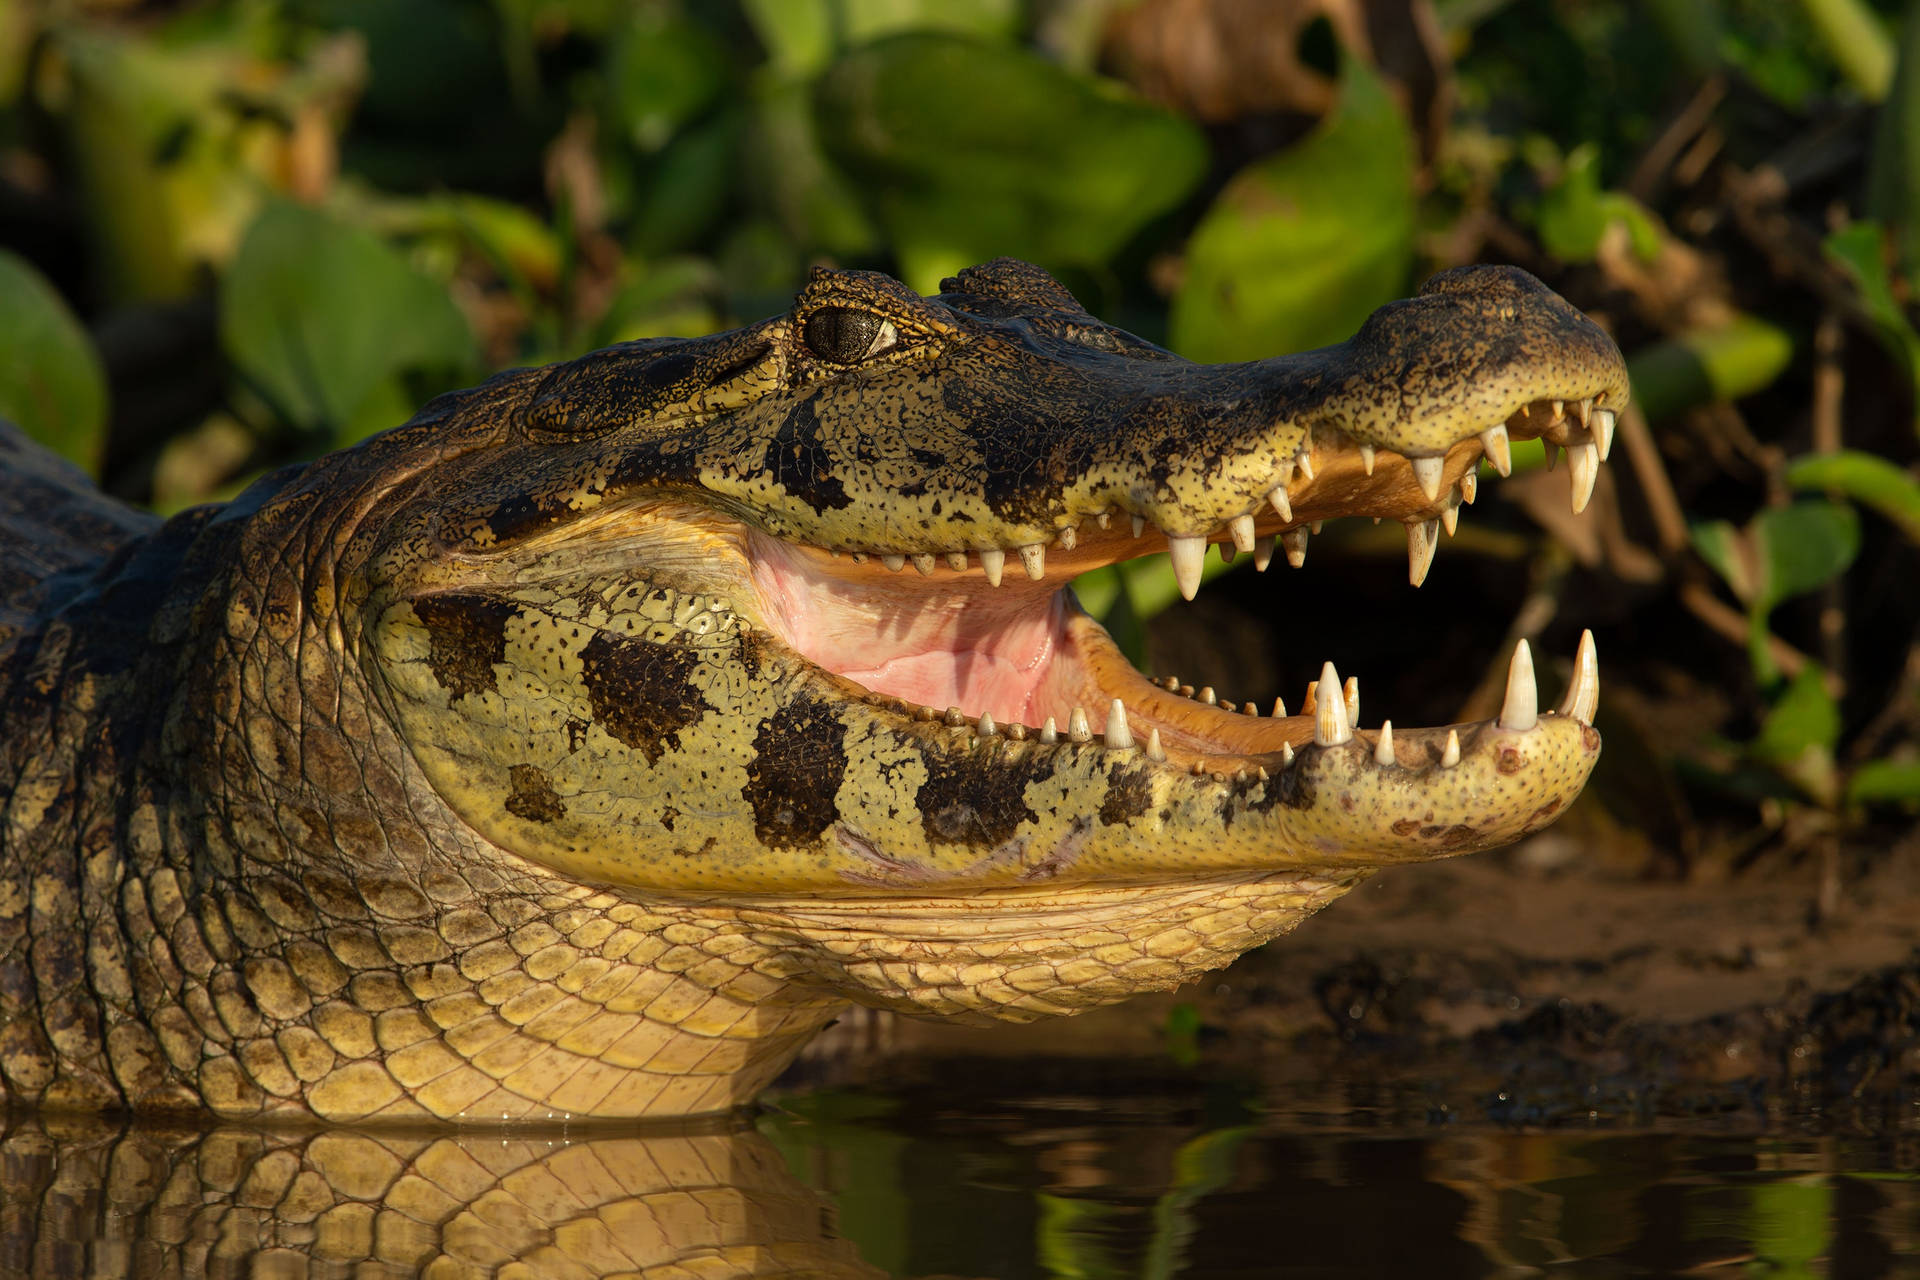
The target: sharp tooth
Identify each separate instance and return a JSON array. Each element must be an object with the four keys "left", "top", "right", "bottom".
[
  {"left": 1199, "top": 686, "right": 1217, "bottom": 705},
  {"left": 1375, "top": 720, "right": 1395, "bottom": 766},
  {"left": 1300, "top": 680, "right": 1316, "bottom": 715},
  {"left": 978, "top": 548, "right": 1006, "bottom": 586},
  {"left": 1018, "top": 543, "right": 1046, "bottom": 580},
  {"left": 1268, "top": 486, "right": 1293, "bottom": 523},
  {"left": 1146, "top": 728, "right": 1165, "bottom": 761},
  {"left": 977, "top": 712, "right": 996, "bottom": 737},
  {"left": 1056, "top": 525, "right": 1077, "bottom": 551},
  {"left": 882, "top": 554, "right": 905, "bottom": 572},
  {"left": 1131, "top": 514, "right": 1146, "bottom": 538},
  {"left": 1411, "top": 456, "right": 1444, "bottom": 502},
  {"left": 1256, "top": 766, "right": 1268, "bottom": 780},
  {"left": 1314, "top": 662, "right": 1352, "bottom": 746},
  {"left": 1459, "top": 471, "right": 1478, "bottom": 504},
  {"left": 1543, "top": 441, "right": 1560, "bottom": 471},
  {"left": 1441, "top": 729, "right": 1460, "bottom": 767},
  {"left": 1594, "top": 408, "right": 1616, "bottom": 461},
  {"left": 1343, "top": 676, "right": 1359, "bottom": 725},
  {"left": 1068, "top": 707, "right": 1091, "bottom": 742},
  {"left": 911, "top": 553, "right": 936, "bottom": 575},
  {"left": 1407, "top": 518, "right": 1439, "bottom": 587},
  {"left": 946, "top": 551, "right": 970, "bottom": 571},
  {"left": 1558, "top": 628, "right": 1599, "bottom": 723},
  {"left": 1271, "top": 696, "right": 1287, "bottom": 717},
  {"left": 1480, "top": 425, "right": 1512, "bottom": 477},
  {"left": 1569, "top": 442, "right": 1599, "bottom": 514},
  {"left": 1254, "top": 537, "right": 1275, "bottom": 571},
  {"left": 1551, "top": 398, "right": 1564, "bottom": 422},
  {"left": 1230, "top": 513, "right": 1257, "bottom": 554},
  {"left": 1575, "top": 397, "right": 1592, "bottom": 428},
  {"left": 1281, "top": 741, "right": 1295, "bottom": 765},
  {"left": 1168, "top": 534, "right": 1207, "bottom": 600},
  {"left": 1105, "top": 699, "right": 1133, "bottom": 749},
  {"left": 1096, "top": 512, "right": 1111, "bottom": 530},
  {"left": 1359, "top": 444, "right": 1376, "bottom": 475},
  {"left": 1040, "top": 717, "right": 1058, "bottom": 743},
  {"left": 1296, "top": 450, "right": 1316, "bottom": 481},
  {"left": 1440, "top": 502, "right": 1460, "bottom": 537},
  {"left": 1281, "top": 527, "right": 1309, "bottom": 568},
  {"left": 1499, "top": 638, "right": 1539, "bottom": 731}
]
